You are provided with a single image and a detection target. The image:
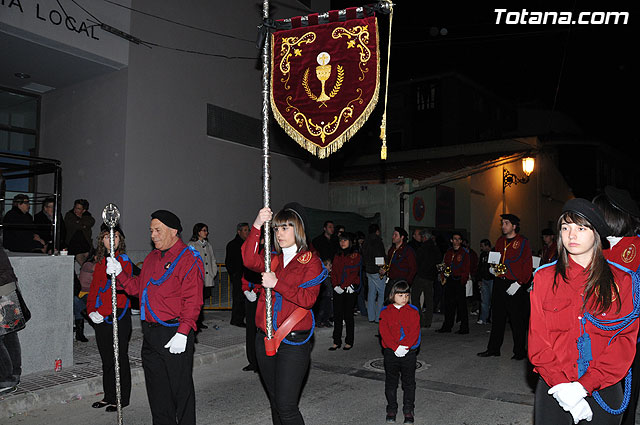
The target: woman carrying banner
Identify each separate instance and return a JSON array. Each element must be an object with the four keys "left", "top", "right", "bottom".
[
  {"left": 86, "top": 224, "right": 133, "bottom": 412},
  {"left": 242, "top": 203, "right": 325, "bottom": 425},
  {"left": 529, "top": 199, "right": 638, "bottom": 425}
]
